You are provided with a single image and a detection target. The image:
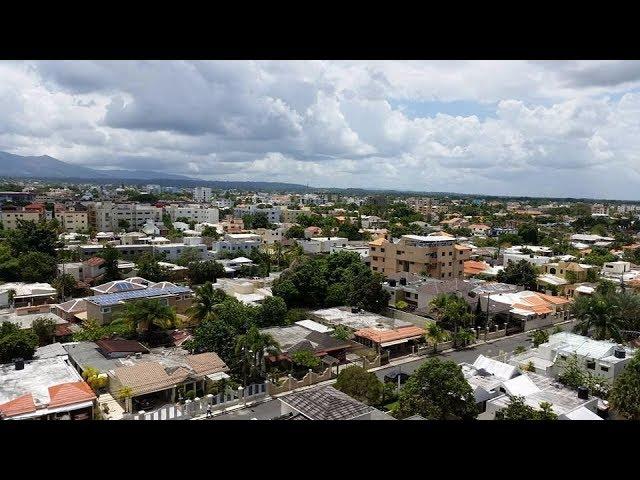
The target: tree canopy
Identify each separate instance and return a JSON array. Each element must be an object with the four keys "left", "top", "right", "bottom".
[
  {"left": 496, "top": 259, "right": 538, "bottom": 289},
  {"left": 334, "top": 365, "right": 383, "bottom": 405}
]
